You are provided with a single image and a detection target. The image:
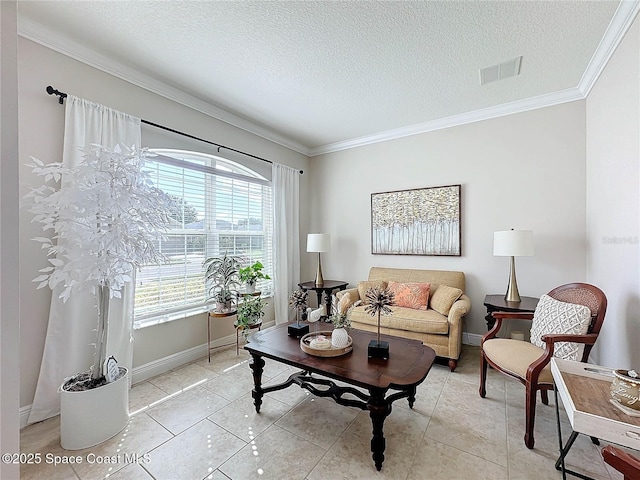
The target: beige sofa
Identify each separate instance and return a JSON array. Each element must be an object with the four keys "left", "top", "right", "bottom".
[{"left": 336, "top": 267, "right": 471, "bottom": 371}]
